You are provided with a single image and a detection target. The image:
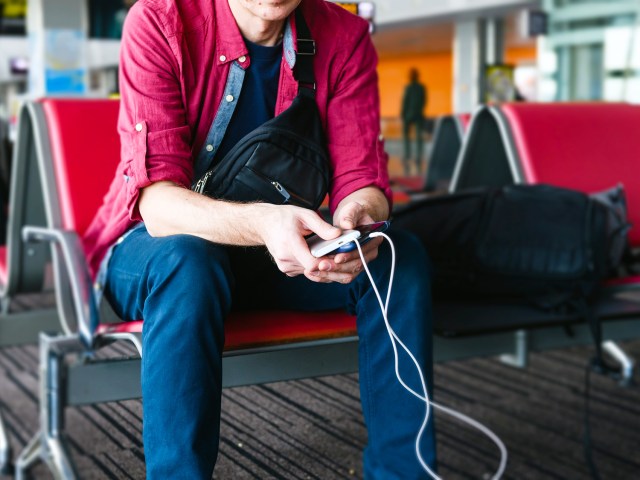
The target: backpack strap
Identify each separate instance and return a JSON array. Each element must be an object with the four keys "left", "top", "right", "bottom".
[{"left": 294, "top": 9, "right": 316, "bottom": 98}]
